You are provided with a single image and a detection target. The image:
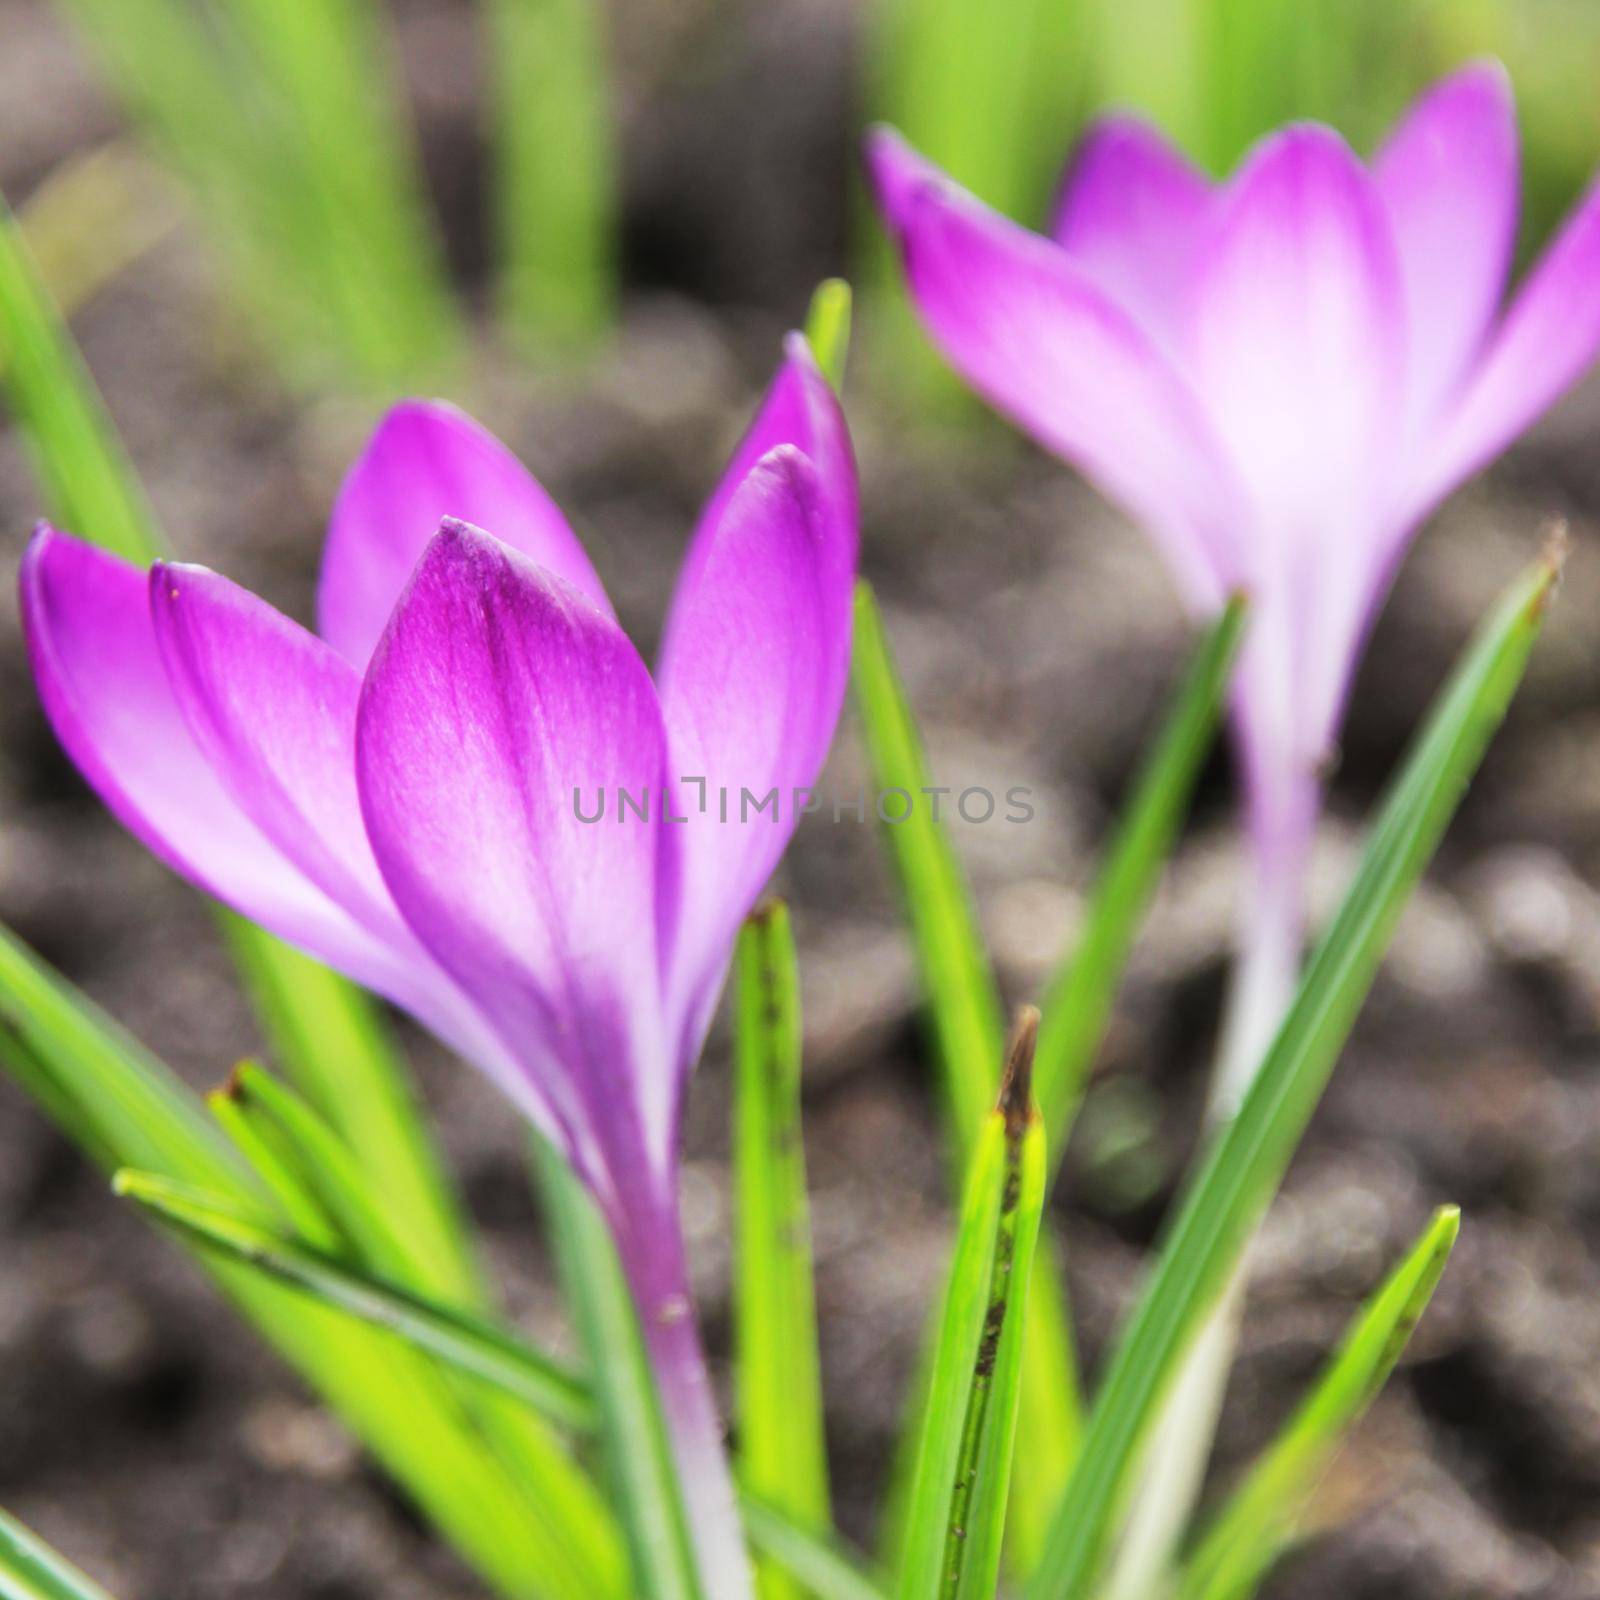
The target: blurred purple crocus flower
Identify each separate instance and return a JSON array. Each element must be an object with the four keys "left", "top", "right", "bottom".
[
  {"left": 21, "top": 335, "right": 857, "bottom": 1598},
  {"left": 868, "top": 62, "right": 1600, "bottom": 1094}
]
